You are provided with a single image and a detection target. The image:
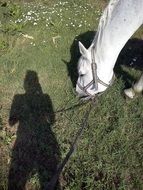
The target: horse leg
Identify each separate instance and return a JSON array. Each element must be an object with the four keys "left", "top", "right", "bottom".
[{"left": 124, "top": 73, "right": 143, "bottom": 98}]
